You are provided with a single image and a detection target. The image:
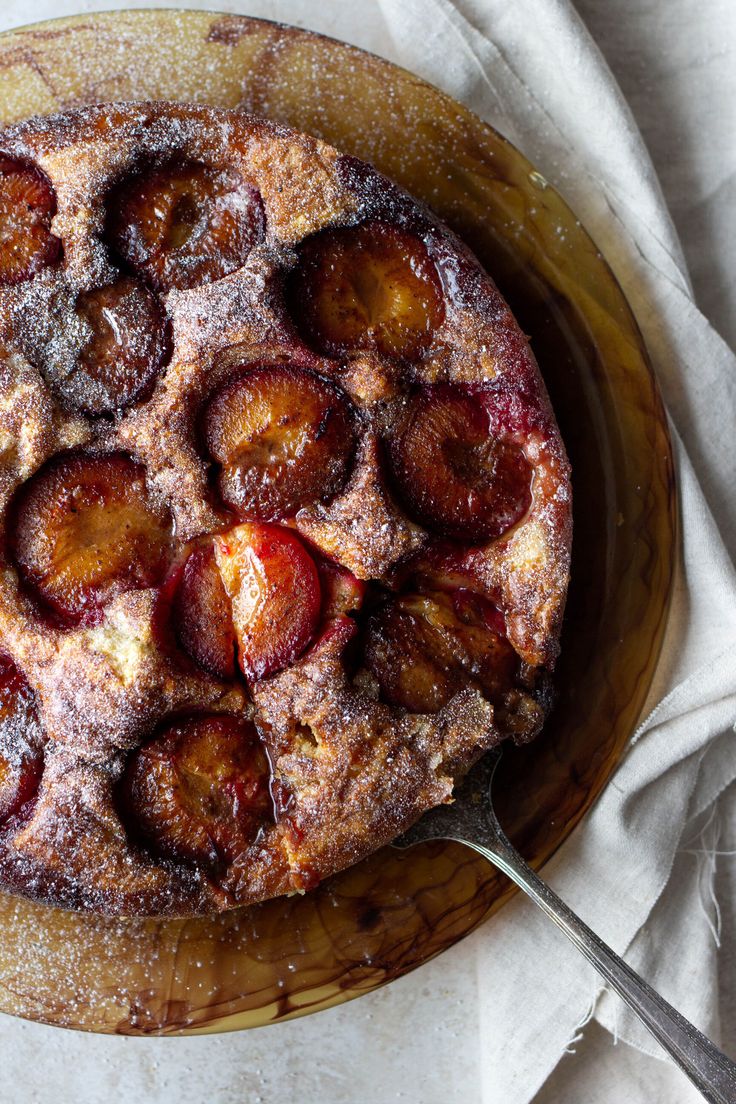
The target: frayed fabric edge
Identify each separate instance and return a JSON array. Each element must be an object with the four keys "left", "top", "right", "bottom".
[{"left": 561, "top": 987, "right": 606, "bottom": 1055}]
